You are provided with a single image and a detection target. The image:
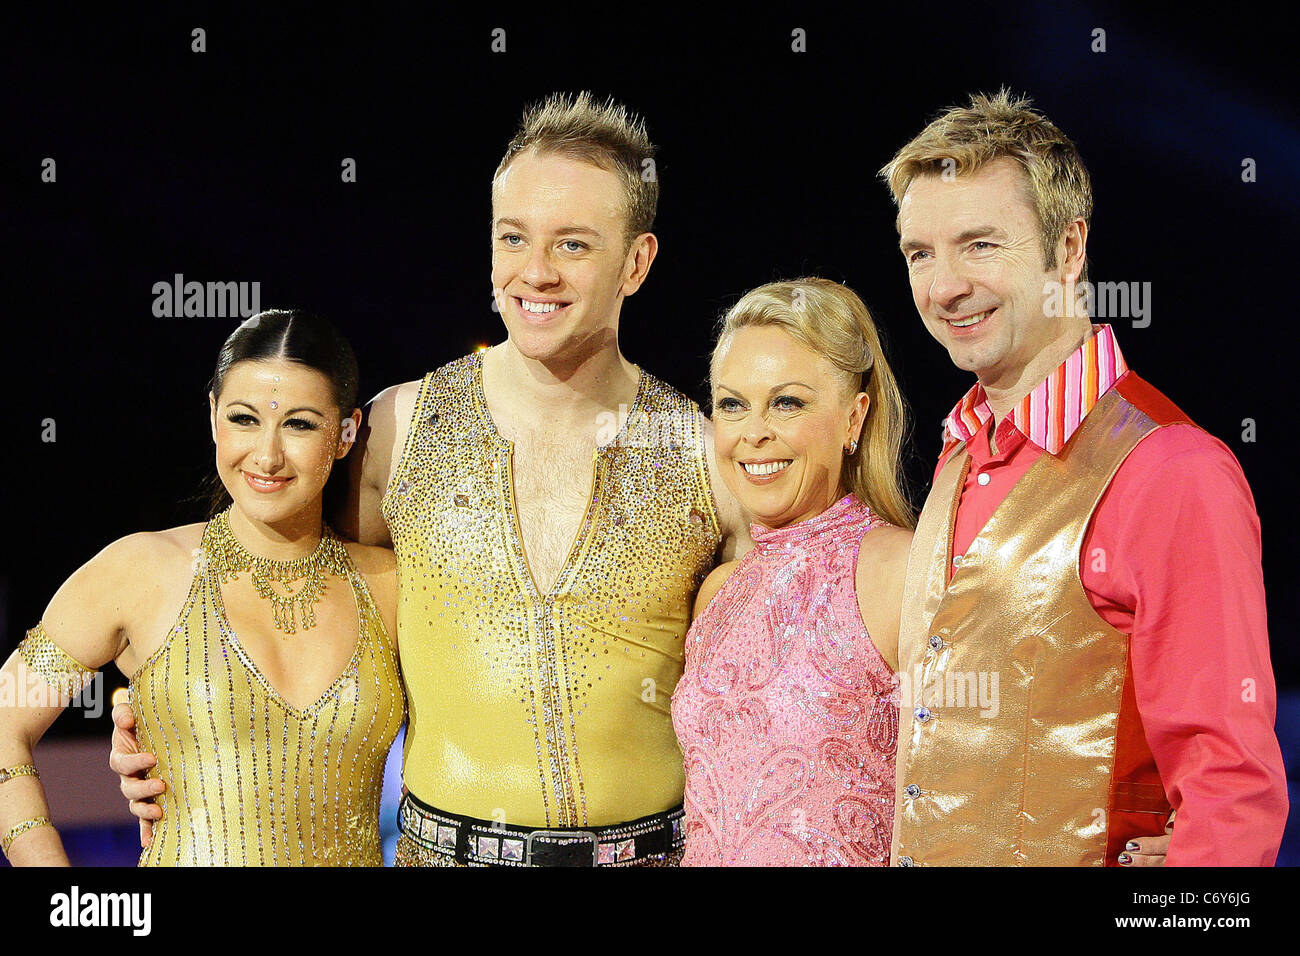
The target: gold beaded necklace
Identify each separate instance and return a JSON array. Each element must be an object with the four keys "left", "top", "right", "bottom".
[{"left": 206, "top": 507, "right": 351, "bottom": 635}]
